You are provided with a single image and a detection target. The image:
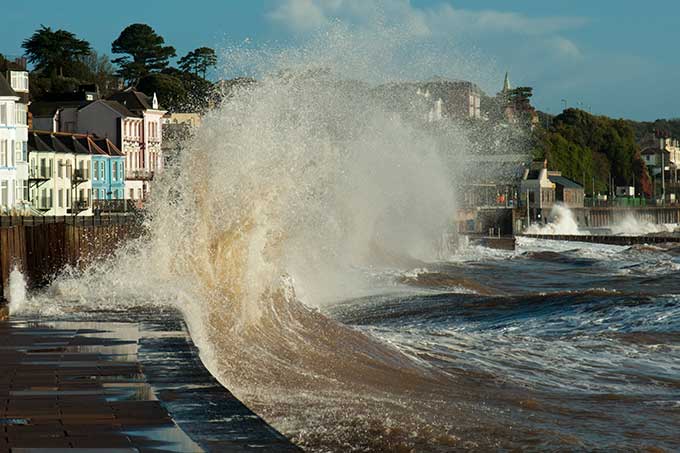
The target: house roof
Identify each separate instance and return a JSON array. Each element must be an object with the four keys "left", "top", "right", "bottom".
[
  {"left": 93, "top": 138, "right": 124, "bottom": 157},
  {"left": 548, "top": 175, "right": 583, "bottom": 189},
  {"left": 641, "top": 146, "right": 670, "bottom": 156},
  {"left": 0, "top": 74, "right": 17, "bottom": 97},
  {"left": 107, "top": 89, "right": 155, "bottom": 112},
  {"left": 30, "top": 100, "right": 90, "bottom": 117},
  {"left": 28, "top": 131, "right": 120, "bottom": 157},
  {"left": 77, "top": 99, "right": 140, "bottom": 118}
]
